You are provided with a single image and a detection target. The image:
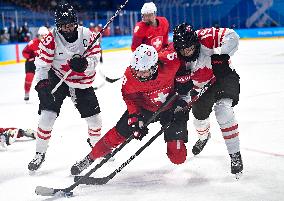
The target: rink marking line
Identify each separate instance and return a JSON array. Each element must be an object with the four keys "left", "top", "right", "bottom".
[
  {"left": 213, "top": 139, "right": 284, "bottom": 158},
  {"left": 241, "top": 148, "right": 284, "bottom": 158},
  {"left": 242, "top": 147, "right": 284, "bottom": 158}
]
